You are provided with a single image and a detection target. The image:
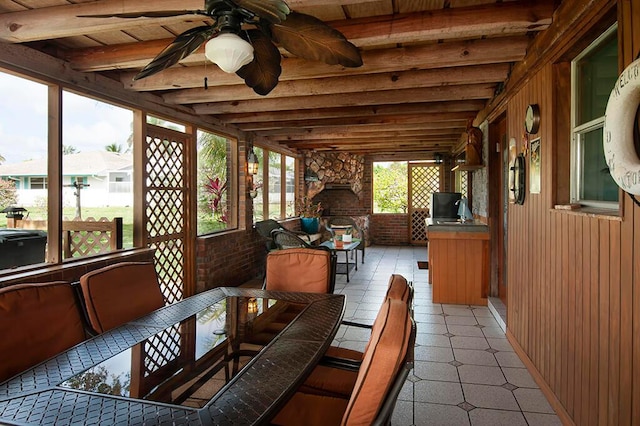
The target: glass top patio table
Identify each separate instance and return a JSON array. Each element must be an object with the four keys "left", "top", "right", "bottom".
[{"left": 0, "top": 287, "right": 345, "bottom": 425}]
